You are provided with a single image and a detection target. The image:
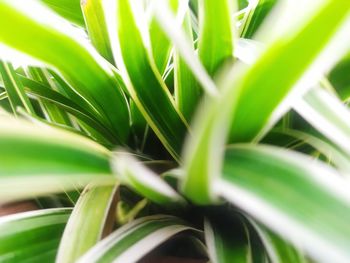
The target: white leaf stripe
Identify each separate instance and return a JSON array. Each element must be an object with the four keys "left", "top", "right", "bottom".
[
  {"left": 0, "top": 176, "right": 114, "bottom": 204},
  {"left": 0, "top": 207, "right": 71, "bottom": 225},
  {"left": 235, "top": 27, "right": 350, "bottom": 143},
  {"left": 0, "top": 208, "right": 71, "bottom": 262},
  {"left": 77, "top": 215, "right": 196, "bottom": 263},
  {"left": 217, "top": 145, "right": 350, "bottom": 263},
  {"left": 204, "top": 219, "right": 219, "bottom": 263},
  {"left": 0, "top": 62, "right": 35, "bottom": 115},
  {"left": 247, "top": 217, "right": 306, "bottom": 263},
  {"left": 294, "top": 87, "right": 350, "bottom": 157},
  {"left": 217, "top": 179, "right": 348, "bottom": 263},
  {"left": 270, "top": 128, "right": 350, "bottom": 174},
  {"left": 111, "top": 152, "right": 184, "bottom": 204},
  {"left": 56, "top": 184, "right": 119, "bottom": 263},
  {"left": 0, "top": 91, "right": 7, "bottom": 100},
  {"left": 113, "top": 225, "right": 192, "bottom": 263}
]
